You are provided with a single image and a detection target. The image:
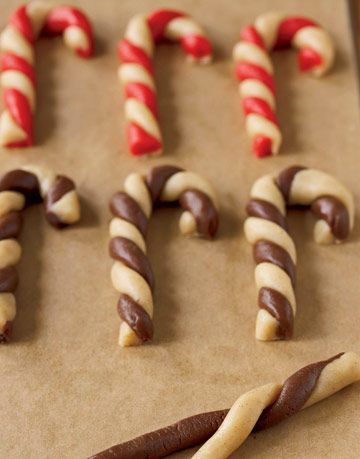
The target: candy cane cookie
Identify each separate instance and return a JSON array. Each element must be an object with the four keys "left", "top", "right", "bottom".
[
  {"left": 233, "top": 13, "right": 335, "bottom": 157},
  {"left": 0, "top": 1, "right": 93, "bottom": 147},
  {"left": 109, "top": 165, "right": 218, "bottom": 347},
  {"left": 244, "top": 165, "right": 354, "bottom": 341},
  {"left": 89, "top": 352, "right": 360, "bottom": 459},
  {"left": 0, "top": 165, "right": 80, "bottom": 342},
  {"left": 118, "top": 10, "right": 213, "bottom": 157}
]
